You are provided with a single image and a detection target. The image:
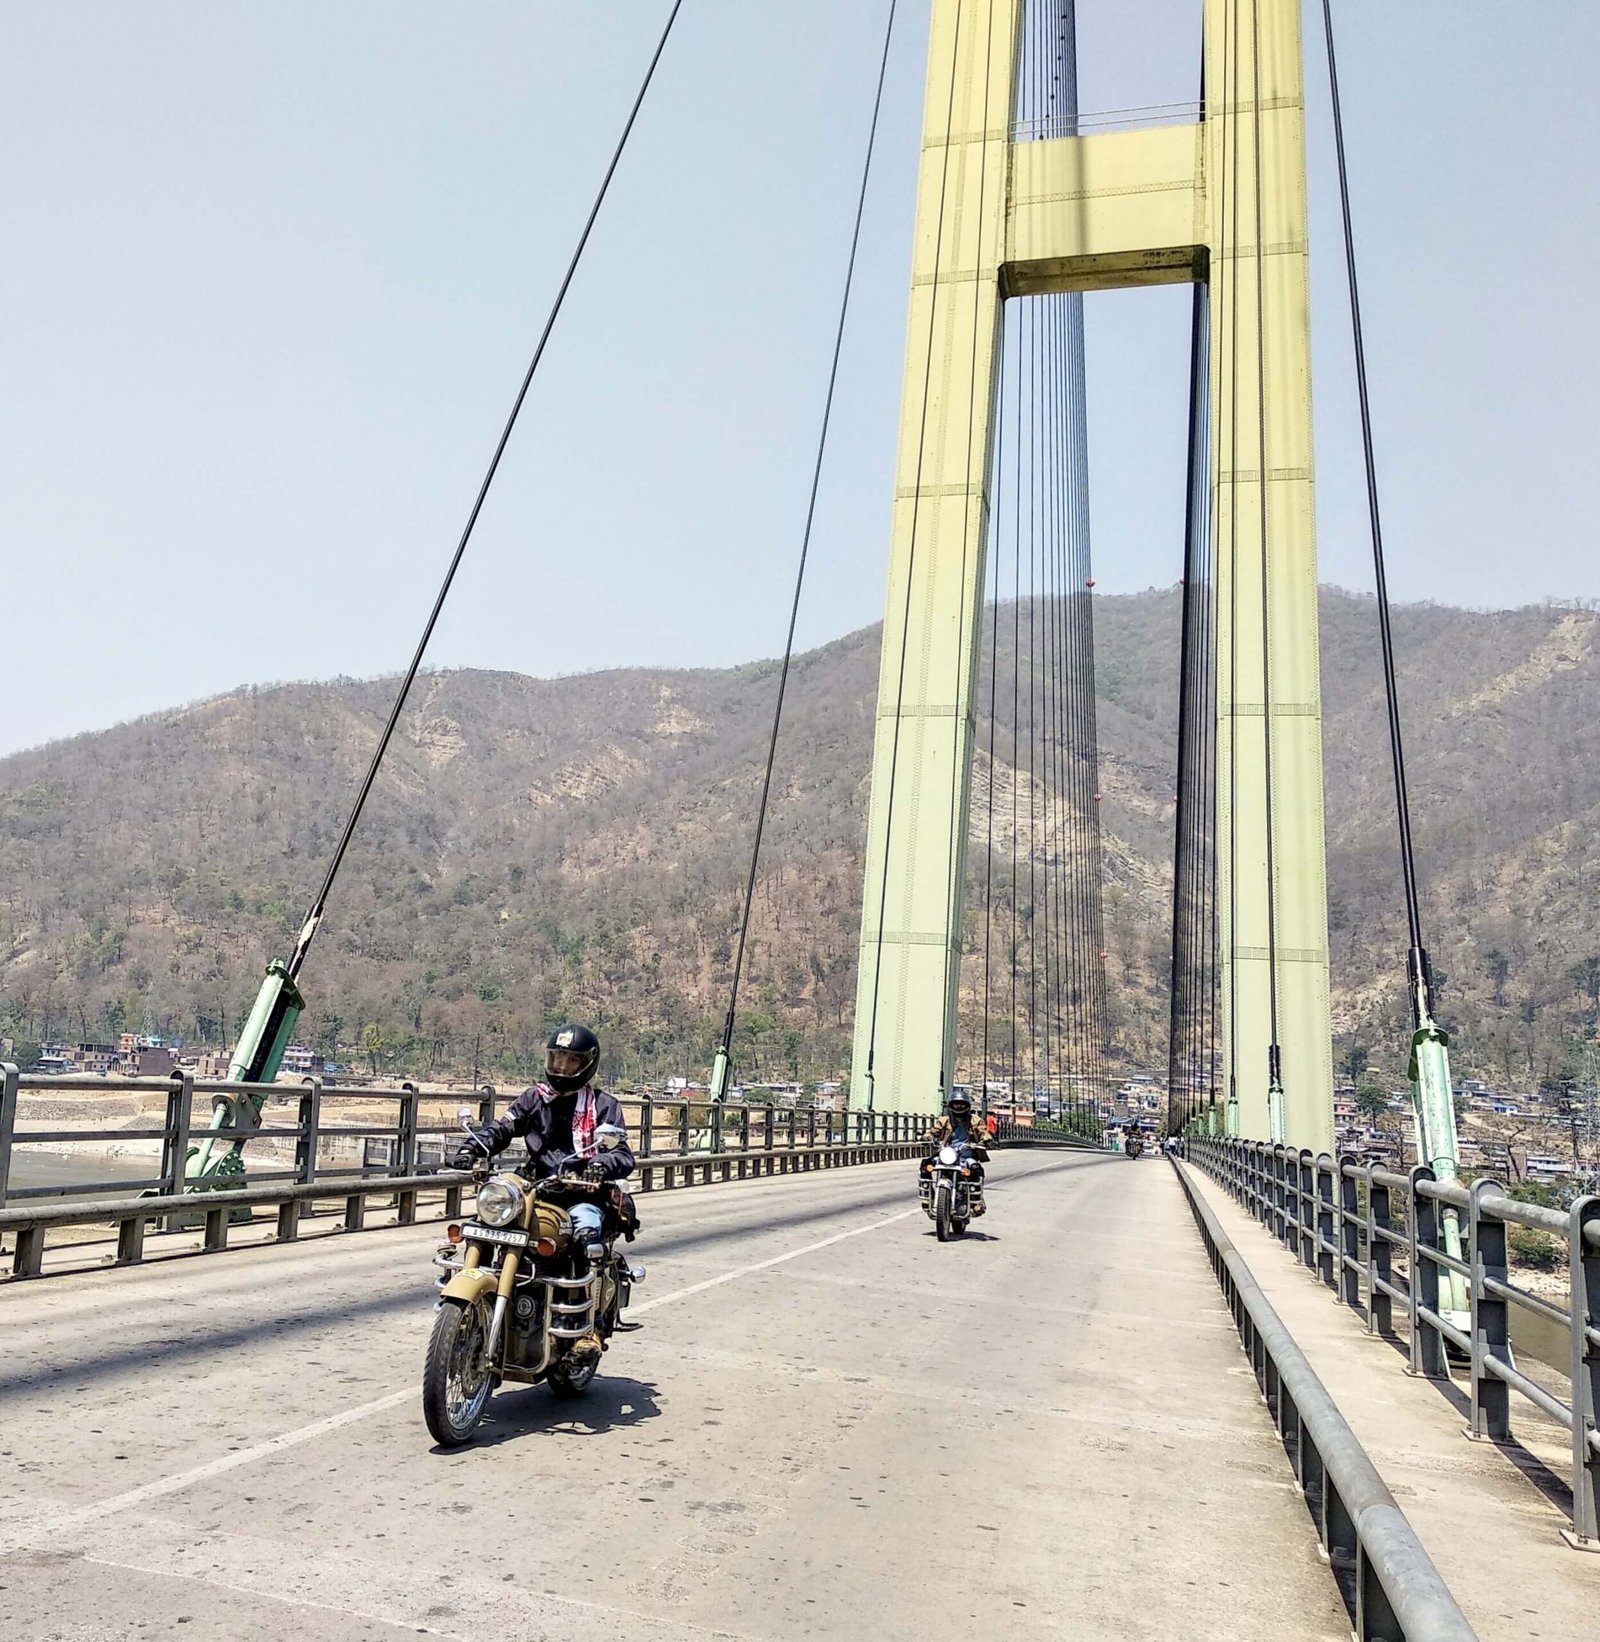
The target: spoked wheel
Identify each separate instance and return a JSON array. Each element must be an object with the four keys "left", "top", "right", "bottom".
[
  {"left": 935, "top": 1183, "right": 953, "bottom": 1242},
  {"left": 423, "top": 1298, "right": 493, "bottom": 1445}
]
